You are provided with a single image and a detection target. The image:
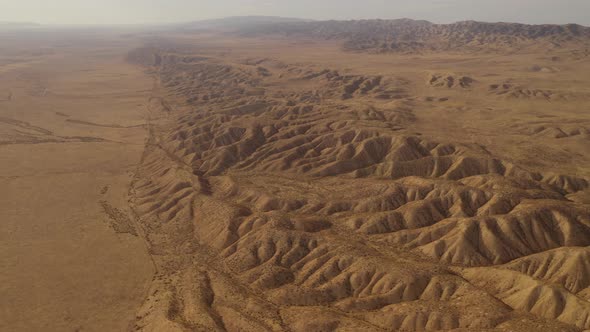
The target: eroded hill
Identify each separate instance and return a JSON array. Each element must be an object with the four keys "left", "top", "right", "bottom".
[
  {"left": 238, "top": 18, "right": 590, "bottom": 53},
  {"left": 125, "top": 27, "right": 590, "bottom": 332}
]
